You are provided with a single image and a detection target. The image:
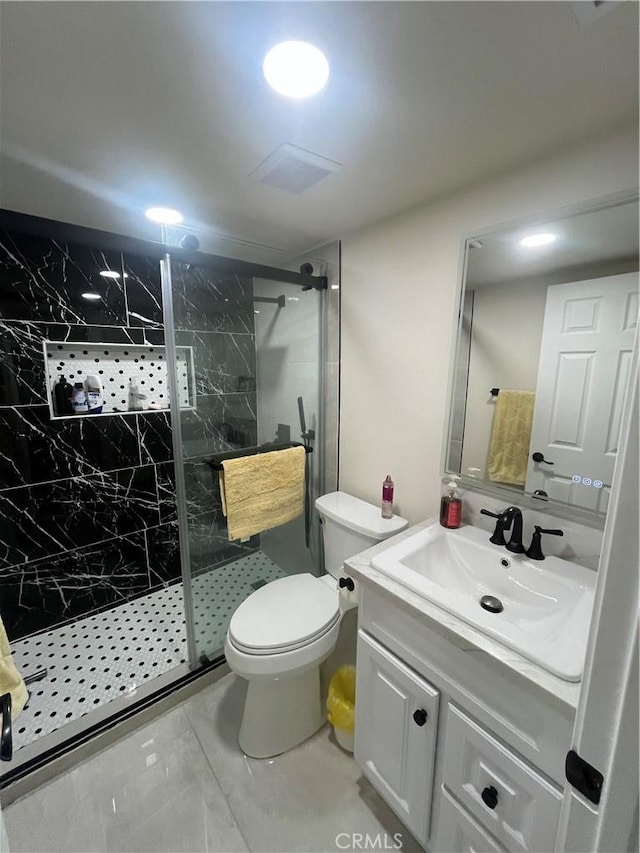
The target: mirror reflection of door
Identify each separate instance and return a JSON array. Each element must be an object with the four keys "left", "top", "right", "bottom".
[{"left": 525, "top": 273, "right": 638, "bottom": 512}]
